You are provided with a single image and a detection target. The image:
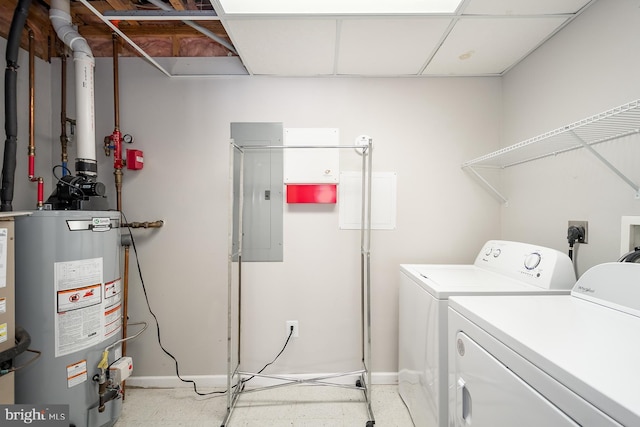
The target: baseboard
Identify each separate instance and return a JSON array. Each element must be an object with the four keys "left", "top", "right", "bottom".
[{"left": 126, "top": 372, "right": 398, "bottom": 389}]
